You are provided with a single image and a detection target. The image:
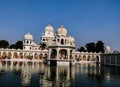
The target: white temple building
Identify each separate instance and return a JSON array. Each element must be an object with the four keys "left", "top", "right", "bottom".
[{"left": 0, "top": 23, "right": 101, "bottom": 65}]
